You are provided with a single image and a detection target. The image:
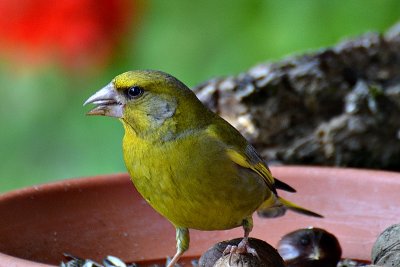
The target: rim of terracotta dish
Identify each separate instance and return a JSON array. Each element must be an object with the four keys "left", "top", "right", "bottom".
[
  {"left": 3, "top": 166, "right": 398, "bottom": 203},
  {"left": 0, "top": 172, "right": 129, "bottom": 201}
]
